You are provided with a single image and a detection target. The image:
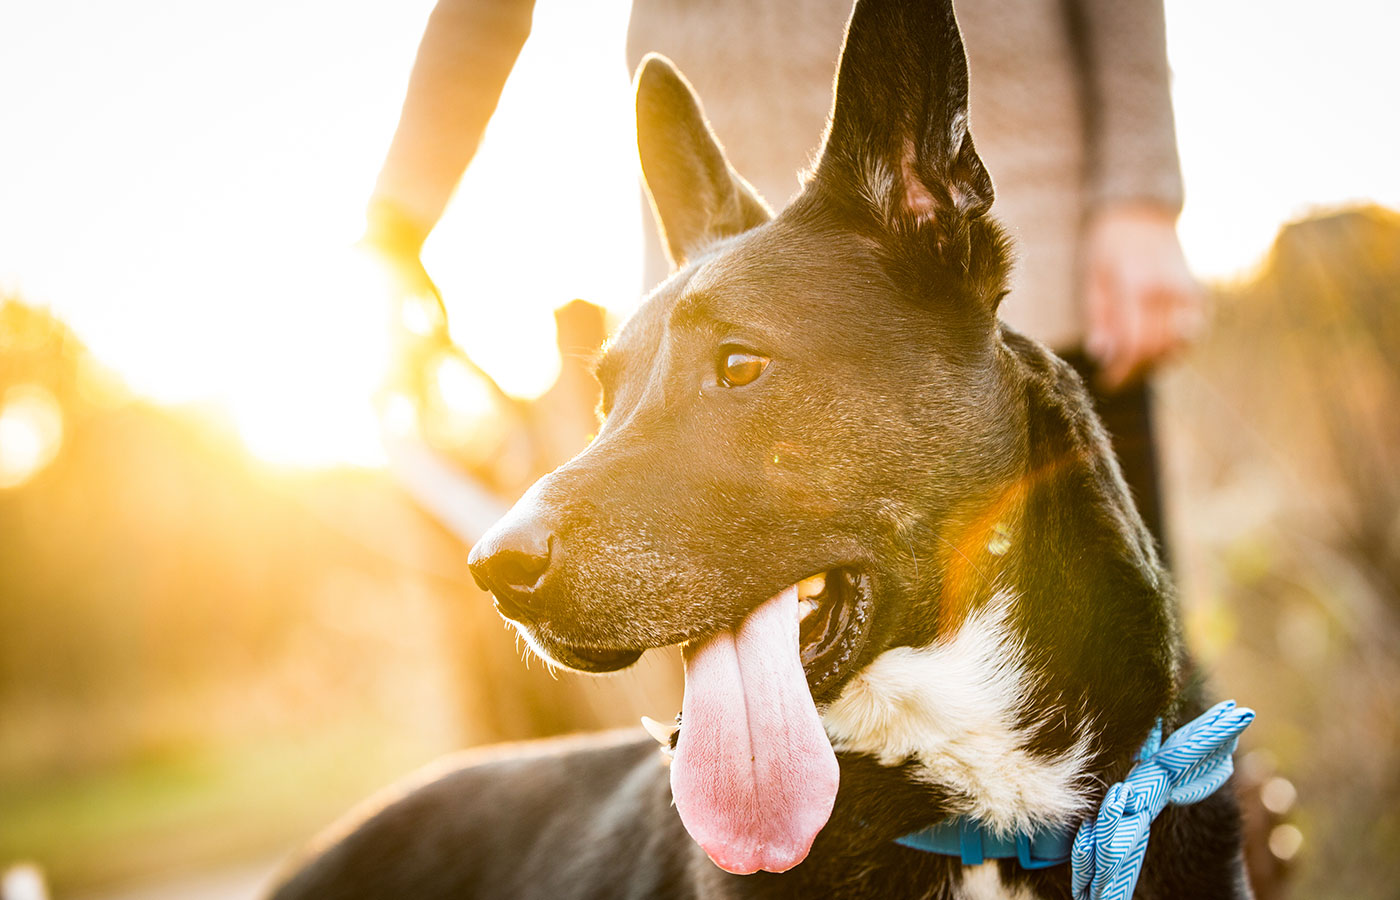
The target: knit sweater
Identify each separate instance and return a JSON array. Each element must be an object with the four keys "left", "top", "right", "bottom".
[{"left": 370, "top": 0, "right": 1184, "bottom": 350}]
